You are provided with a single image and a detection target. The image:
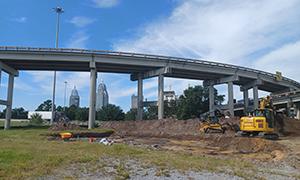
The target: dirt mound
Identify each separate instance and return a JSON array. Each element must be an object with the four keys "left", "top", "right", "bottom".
[
  {"left": 284, "top": 118, "right": 300, "bottom": 136},
  {"left": 49, "top": 121, "right": 81, "bottom": 131},
  {"left": 100, "top": 119, "right": 201, "bottom": 139},
  {"left": 100, "top": 118, "right": 240, "bottom": 139},
  {"left": 207, "top": 136, "right": 284, "bottom": 153},
  {"left": 100, "top": 119, "right": 286, "bottom": 154}
]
